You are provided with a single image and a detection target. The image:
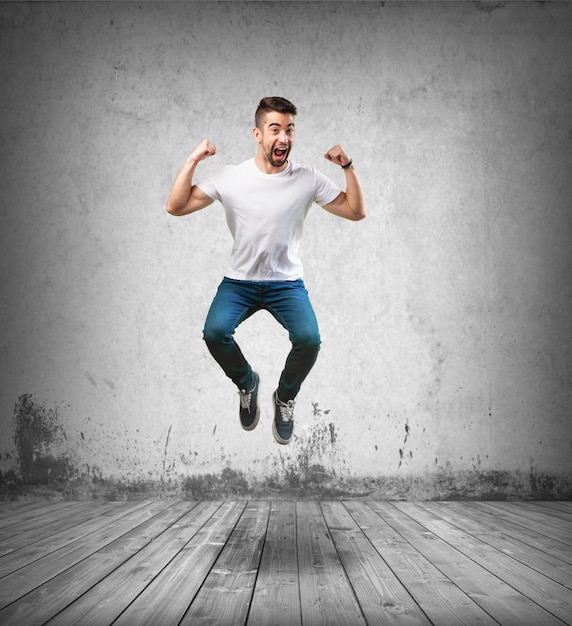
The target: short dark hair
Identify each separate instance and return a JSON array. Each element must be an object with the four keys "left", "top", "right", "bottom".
[{"left": 255, "top": 96, "right": 297, "bottom": 129}]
